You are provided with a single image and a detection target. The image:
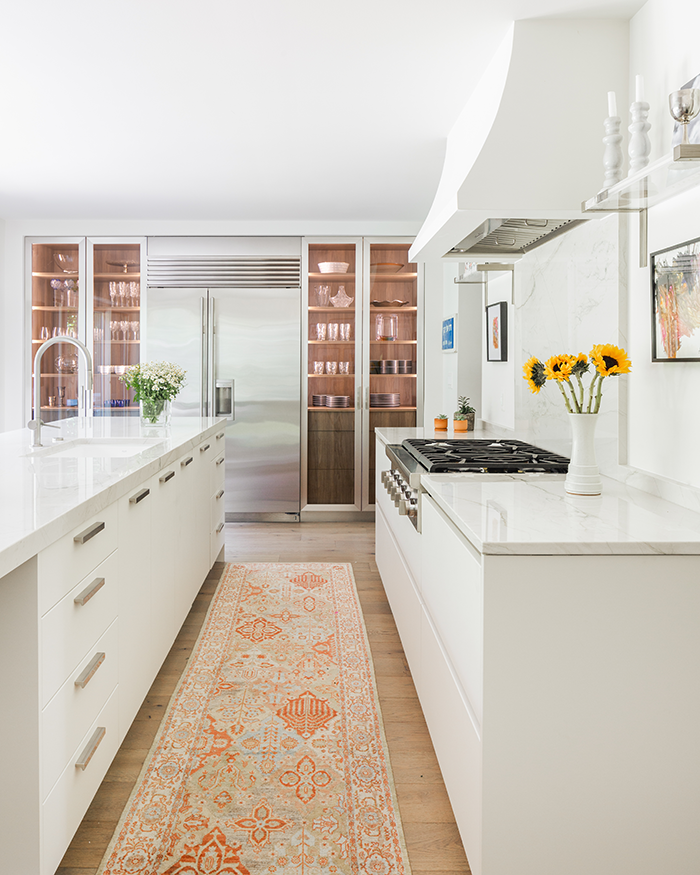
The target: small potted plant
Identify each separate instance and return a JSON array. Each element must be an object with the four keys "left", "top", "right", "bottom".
[
  {"left": 453, "top": 396, "right": 475, "bottom": 432},
  {"left": 434, "top": 413, "right": 448, "bottom": 431}
]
